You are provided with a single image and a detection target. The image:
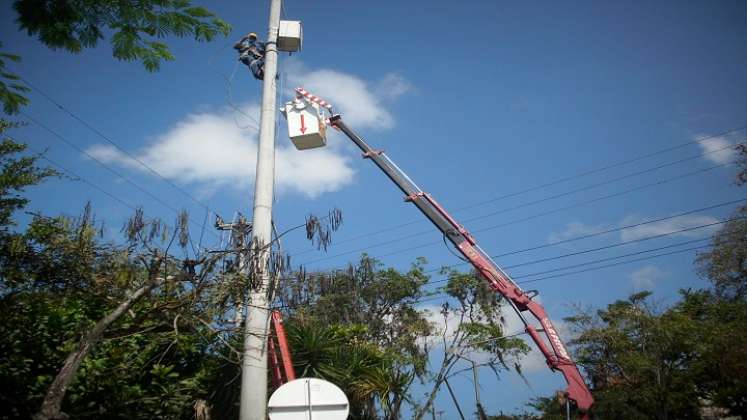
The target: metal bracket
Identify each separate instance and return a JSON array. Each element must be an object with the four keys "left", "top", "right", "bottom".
[
  {"left": 404, "top": 192, "right": 426, "bottom": 202},
  {"left": 362, "top": 149, "right": 384, "bottom": 159}
]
